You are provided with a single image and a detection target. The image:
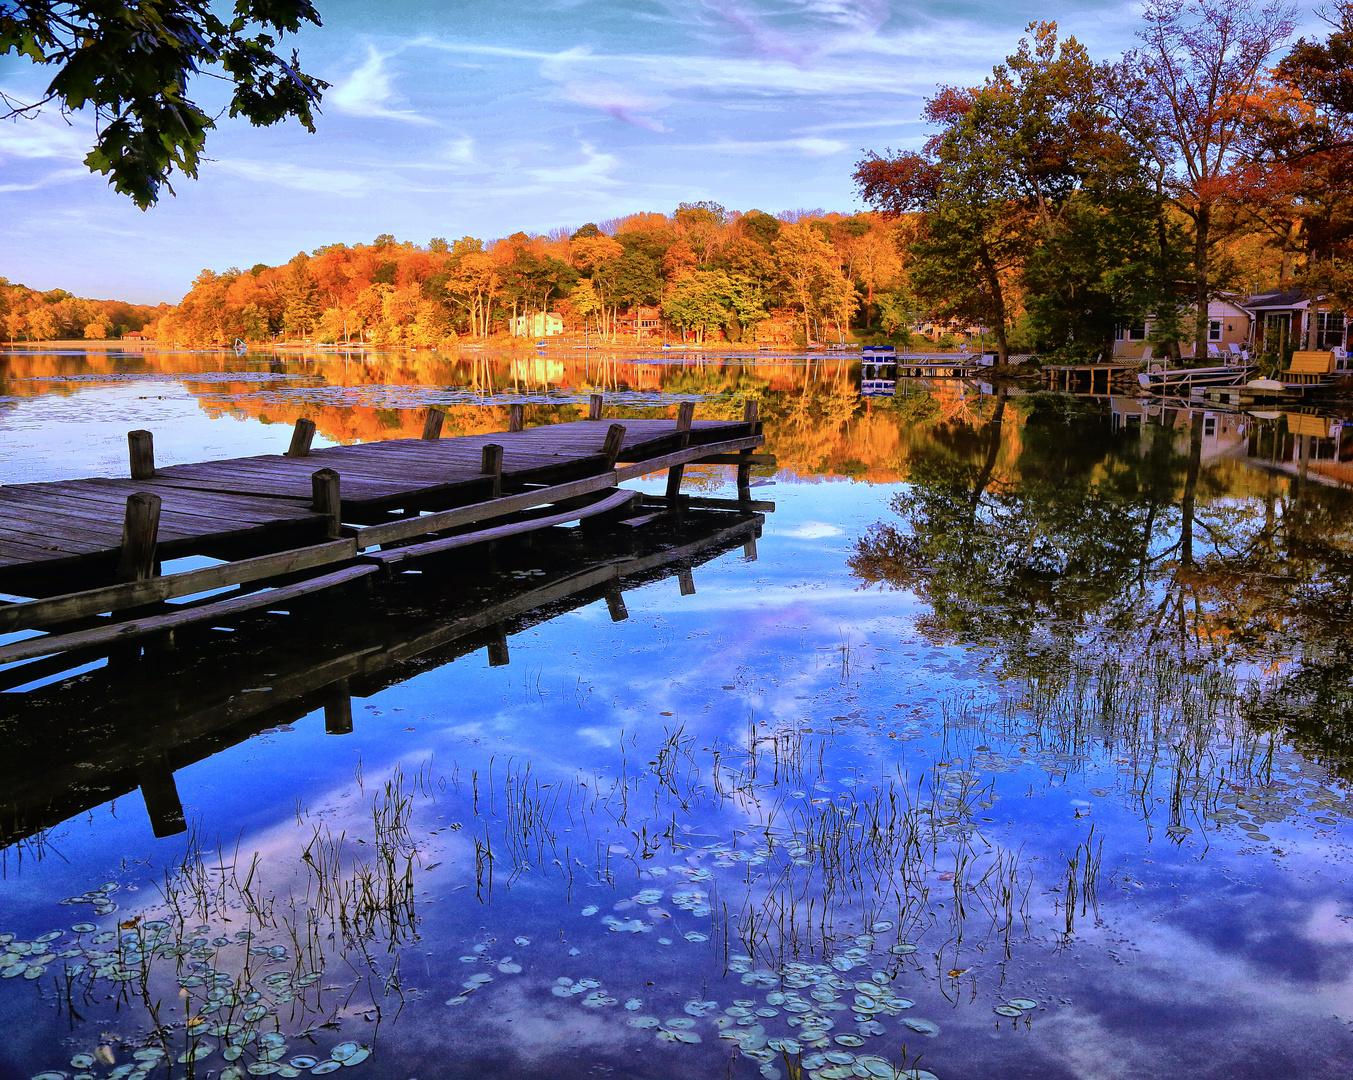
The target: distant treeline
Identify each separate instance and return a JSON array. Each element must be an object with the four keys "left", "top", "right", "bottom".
[
  {"left": 1, "top": 279, "right": 164, "bottom": 341},
  {"left": 154, "top": 208, "right": 914, "bottom": 349}
]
